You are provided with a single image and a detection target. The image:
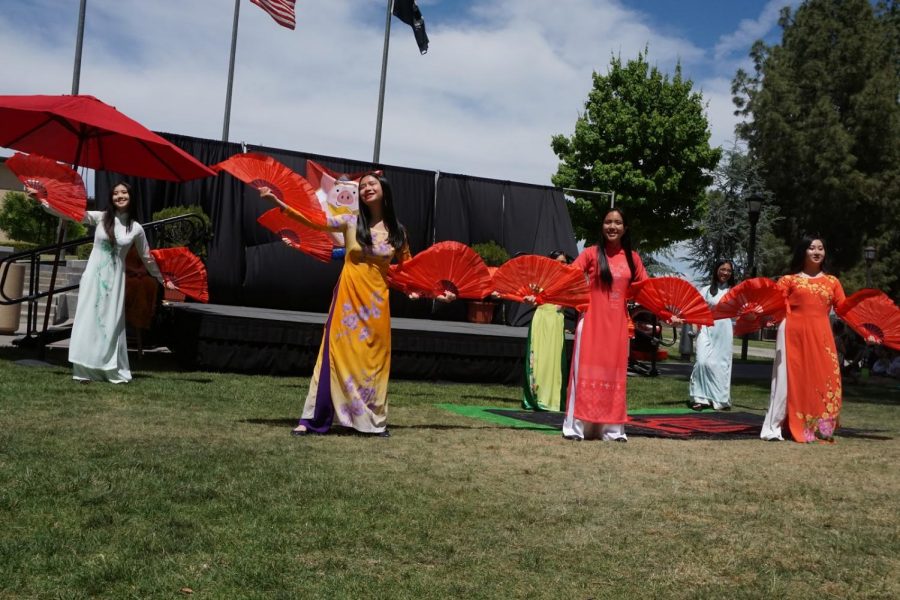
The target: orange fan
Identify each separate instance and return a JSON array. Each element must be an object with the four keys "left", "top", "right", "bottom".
[
  {"left": 837, "top": 289, "right": 900, "bottom": 350},
  {"left": 712, "top": 277, "right": 788, "bottom": 336},
  {"left": 150, "top": 247, "right": 209, "bottom": 303},
  {"left": 387, "top": 241, "right": 491, "bottom": 299},
  {"left": 6, "top": 152, "right": 86, "bottom": 222},
  {"left": 490, "top": 255, "right": 589, "bottom": 310},
  {"left": 257, "top": 208, "right": 334, "bottom": 263},
  {"left": 212, "top": 153, "right": 326, "bottom": 226},
  {"left": 629, "top": 277, "right": 713, "bottom": 326}
]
